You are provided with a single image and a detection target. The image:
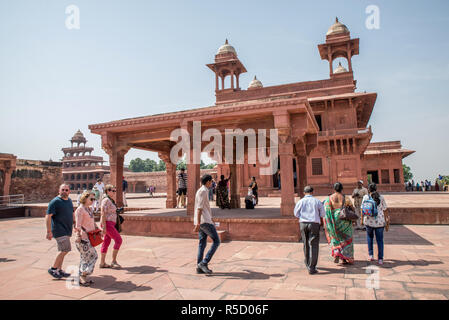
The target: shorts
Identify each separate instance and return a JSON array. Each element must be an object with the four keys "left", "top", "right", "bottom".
[
  {"left": 178, "top": 188, "right": 187, "bottom": 195},
  {"left": 55, "top": 236, "right": 72, "bottom": 252}
]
